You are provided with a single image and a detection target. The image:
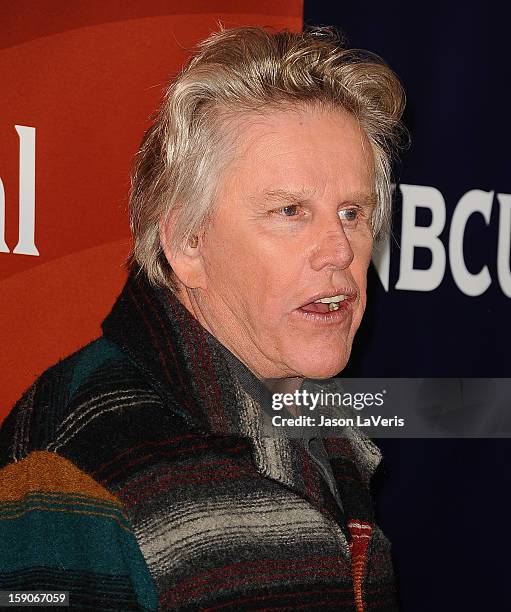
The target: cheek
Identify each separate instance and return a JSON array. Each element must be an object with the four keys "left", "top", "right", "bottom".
[
  {"left": 351, "top": 257, "right": 370, "bottom": 291},
  {"left": 352, "top": 238, "right": 373, "bottom": 283},
  {"left": 206, "top": 240, "right": 296, "bottom": 309},
  {"left": 201, "top": 236, "right": 274, "bottom": 316},
  {"left": 358, "top": 275, "right": 369, "bottom": 315},
  {"left": 358, "top": 289, "right": 367, "bottom": 317},
  {"left": 350, "top": 248, "right": 372, "bottom": 320},
  {"left": 202, "top": 227, "right": 252, "bottom": 289}
]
